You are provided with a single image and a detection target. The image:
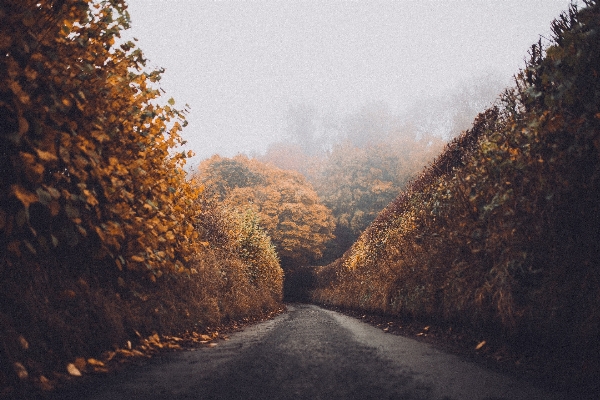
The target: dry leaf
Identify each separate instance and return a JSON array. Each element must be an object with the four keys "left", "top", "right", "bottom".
[
  {"left": 116, "top": 349, "right": 133, "bottom": 357},
  {"left": 66, "top": 363, "right": 81, "bottom": 377},
  {"left": 13, "top": 362, "right": 28, "bottom": 380},
  {"left": 87, "top": 358, "right": 105, "bottom": 367},
  {"left": 36, "top": 375, "right": 54, "bottom": 391},
  {"left": 475, "top": 341, "right": 486, "bottom": 350},
  {"left": 17, "top": 335, "right": 29, "bottom": 350}
]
